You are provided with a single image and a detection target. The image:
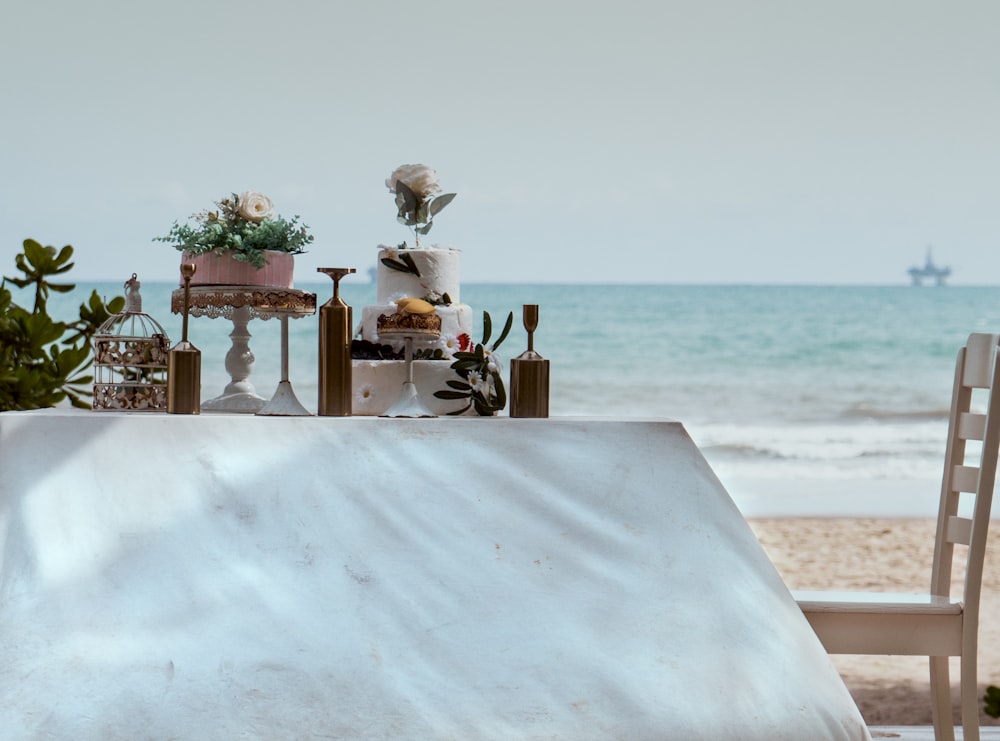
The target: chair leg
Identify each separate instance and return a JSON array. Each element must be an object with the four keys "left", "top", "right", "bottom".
[
  {"left": 960, "top": 652, "right": 980, "bottom": 741},
  {"left": 930, "top": 655, "right": 955, "bottom": 741}
]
